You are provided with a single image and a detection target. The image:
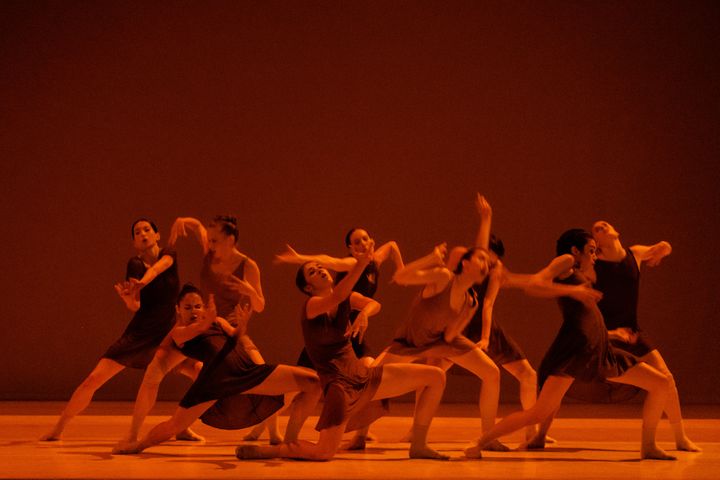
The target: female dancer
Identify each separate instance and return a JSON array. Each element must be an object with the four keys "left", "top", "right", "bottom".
[
  {"left": 116, "top": 215, "right": 267, "bottom": 446},
  {"left": 373, "top": 234, "right": 512, "bottom": 450},
  {"left": 592, "top": 220, "right": 699, "bottom": 452},
  {"left": 112, "top": 283, "right": 322, "bottom": 454},
  {"left": 275, "top": 227, "right": 403, "bottom": 363},
  {"left": 464, "top": 229, "right": 675, "bottom": 460},
  {"left": 42, "top": 219, "right": 185, "bottom": 441},
  {"left": 235, "top": 244, "right": 449, "bottom": 461}
]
